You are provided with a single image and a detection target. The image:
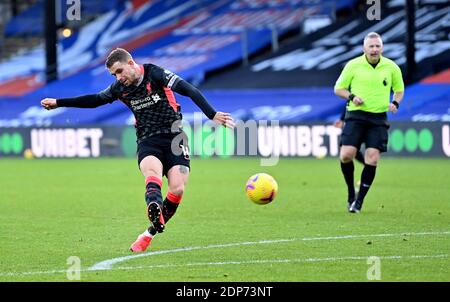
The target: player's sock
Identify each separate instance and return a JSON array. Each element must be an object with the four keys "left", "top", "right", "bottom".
[
  {"left": 145, "top": 227, "right": 157, "bottom": 237},
  {"left": 146, "top": 192, "right": 182, "bottom": 234},
  {"left": 355, "top": 150, "right": 365, "bottom": 165},
  {"left": 356, "top": 164, "right": 377, "bottom": 203},
  {"left": 145, "top": 176, "right": 163, "bottom": 207},
  {"left": 162, "top": 192, "right": 183, "bottom": 222},
  {"left": 340, "top": 161, "right": 355, "bottom": 202}
]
